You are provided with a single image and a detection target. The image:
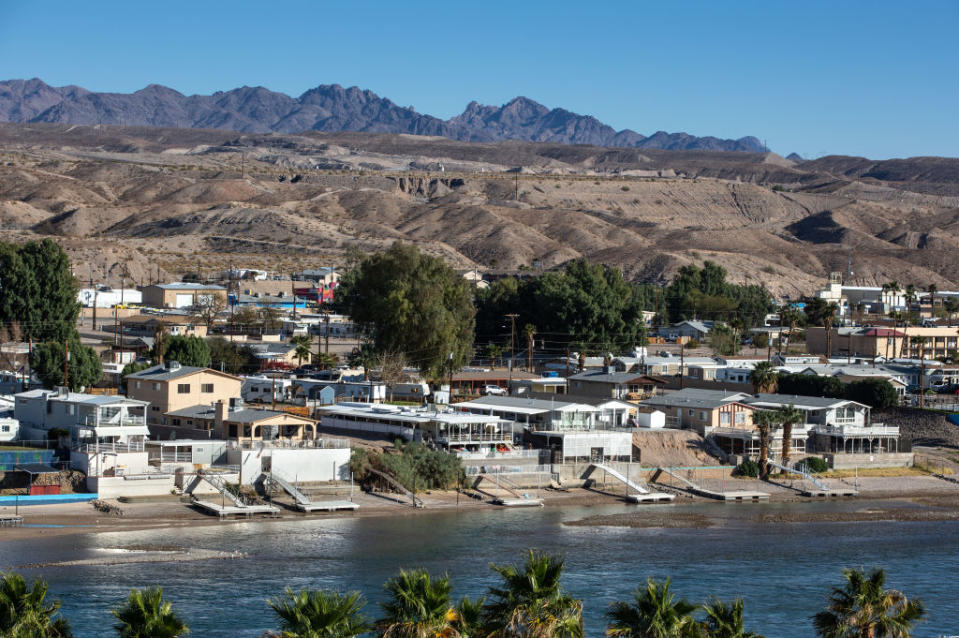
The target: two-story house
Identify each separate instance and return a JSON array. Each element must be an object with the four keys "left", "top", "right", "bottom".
[
  {"left": 14, "top": 387, "right": 149, "bottom": 446},
  {"left": 125, "top": 362, "right": 242, "bottom": 427}
]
